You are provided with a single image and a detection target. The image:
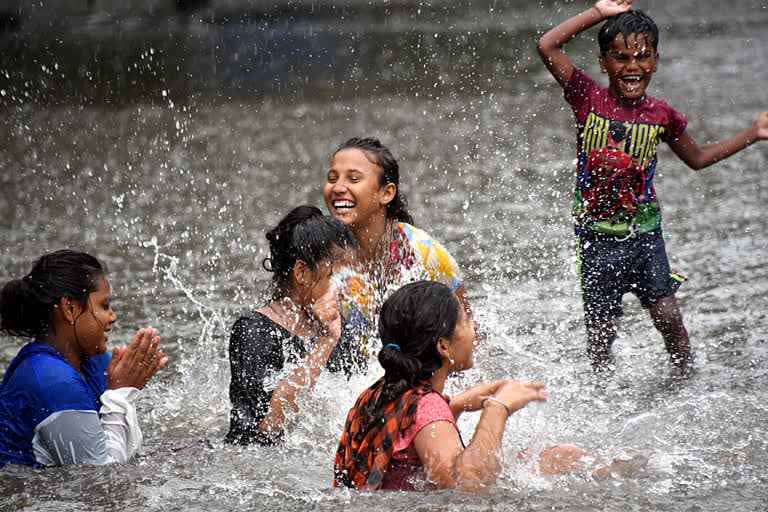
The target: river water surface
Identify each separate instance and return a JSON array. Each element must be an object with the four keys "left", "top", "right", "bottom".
[{"left": 1, "top": 0, "right": 767, "bottom": 510}]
